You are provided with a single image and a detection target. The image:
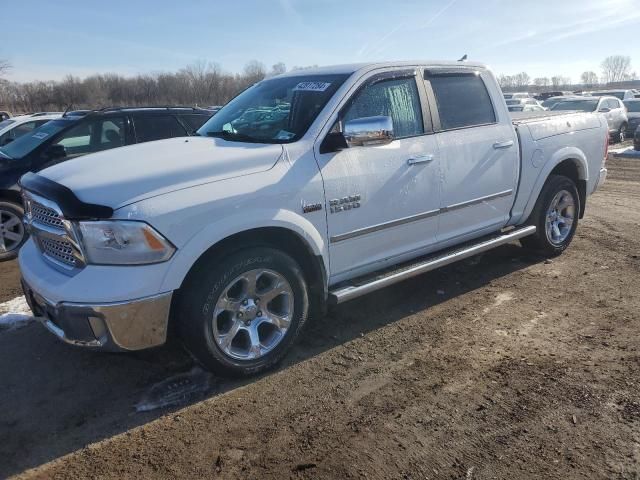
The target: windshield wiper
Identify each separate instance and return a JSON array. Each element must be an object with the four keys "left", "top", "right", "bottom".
[
  {"left": 205, "top": 130, "right": 261, "bottom": 143},
  {"left": 0, "top": 149, "right": 12, "bottom": 160}
]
